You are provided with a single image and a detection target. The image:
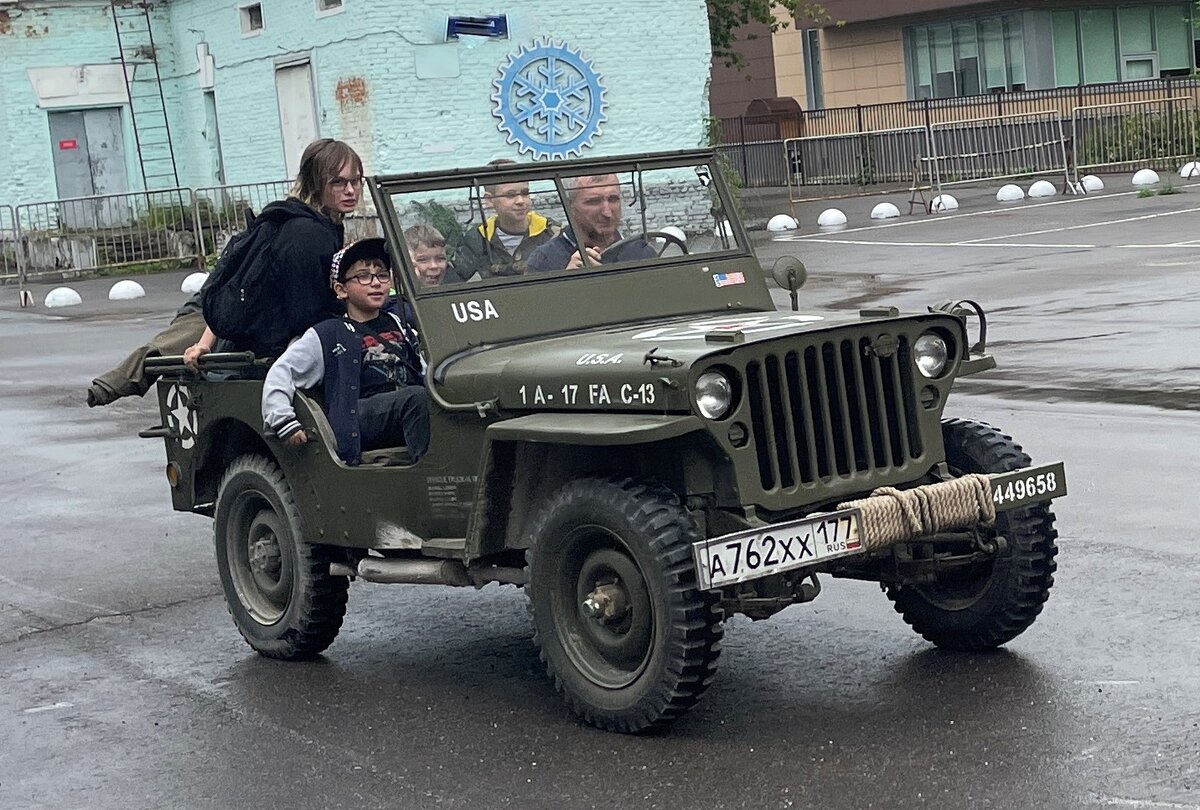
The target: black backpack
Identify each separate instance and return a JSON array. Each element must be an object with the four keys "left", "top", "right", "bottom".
[{"left": 199, "top": 206, "right": 297, "bottom": 357}]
